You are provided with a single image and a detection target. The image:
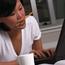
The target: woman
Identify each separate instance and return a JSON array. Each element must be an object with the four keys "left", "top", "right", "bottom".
[{"left": 0, "top": 0, "right": 54, "bottom": 65}]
